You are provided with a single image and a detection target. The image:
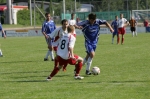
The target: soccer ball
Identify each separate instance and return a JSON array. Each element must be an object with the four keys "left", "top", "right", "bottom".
[{"left": 91, "top": 66, "right": 100, "bottom": 75}]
